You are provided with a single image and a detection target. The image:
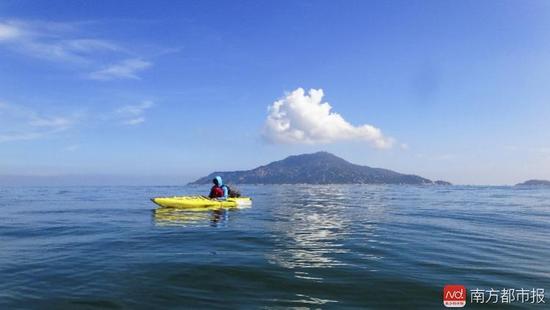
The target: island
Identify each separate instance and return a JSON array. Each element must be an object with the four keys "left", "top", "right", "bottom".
[
  {"left": 516, "top": 179, "right": 550, "bottom": 187},
  {"left": 190, "top": 151, "right": 450, "bottom": 185}
]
